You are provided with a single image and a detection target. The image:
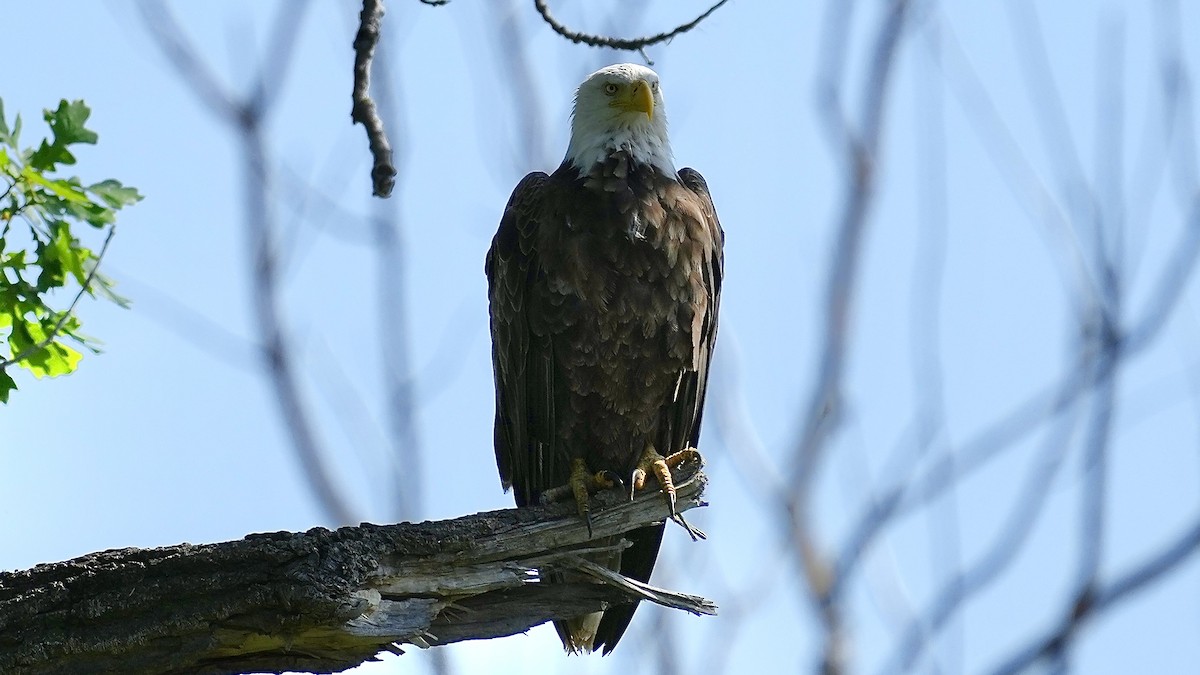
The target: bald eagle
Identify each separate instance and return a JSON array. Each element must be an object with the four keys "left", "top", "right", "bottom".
[{"left": 486, "top": 63, "right": 723, "bottom": 654}]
